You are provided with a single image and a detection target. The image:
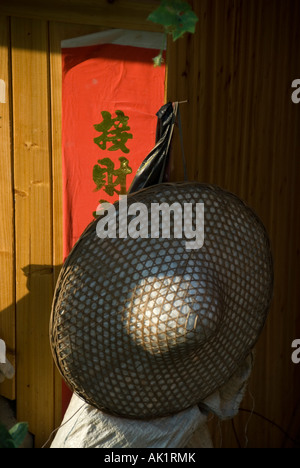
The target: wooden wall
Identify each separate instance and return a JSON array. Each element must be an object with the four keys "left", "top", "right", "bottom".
[
  {"left": 0, "top": 0, "right": 299, "bottom": 448},
  {"left": 167, "top": 0, "right": 300, "bottom": 448}
]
